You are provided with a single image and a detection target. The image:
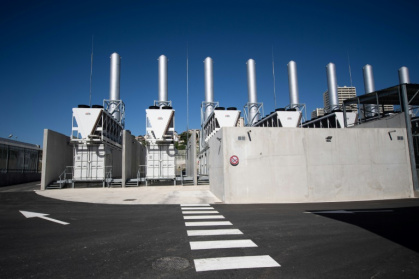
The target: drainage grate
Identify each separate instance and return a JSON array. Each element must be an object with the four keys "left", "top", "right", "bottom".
[
  {"left": 123, "top": 199, "right": 136, "bottom": 201},
  {"left": 152, "top": 257, "right": 190, "bottom": 271}
]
